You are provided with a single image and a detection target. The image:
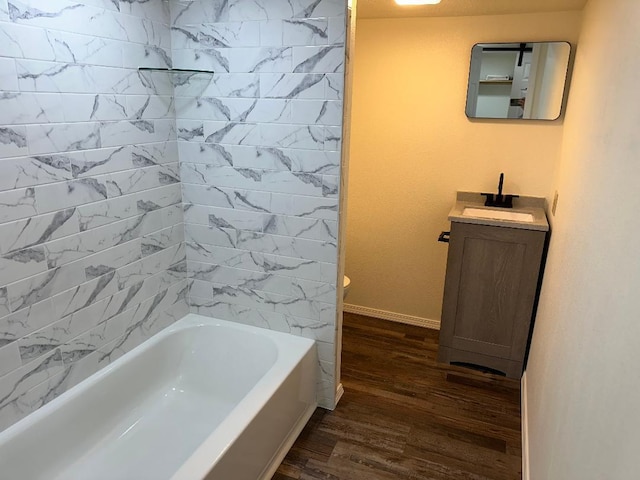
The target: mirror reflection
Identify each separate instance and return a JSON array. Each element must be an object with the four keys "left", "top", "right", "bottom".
[{"left": 465, "top": 42, "right": 571, "bottom": 120}]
